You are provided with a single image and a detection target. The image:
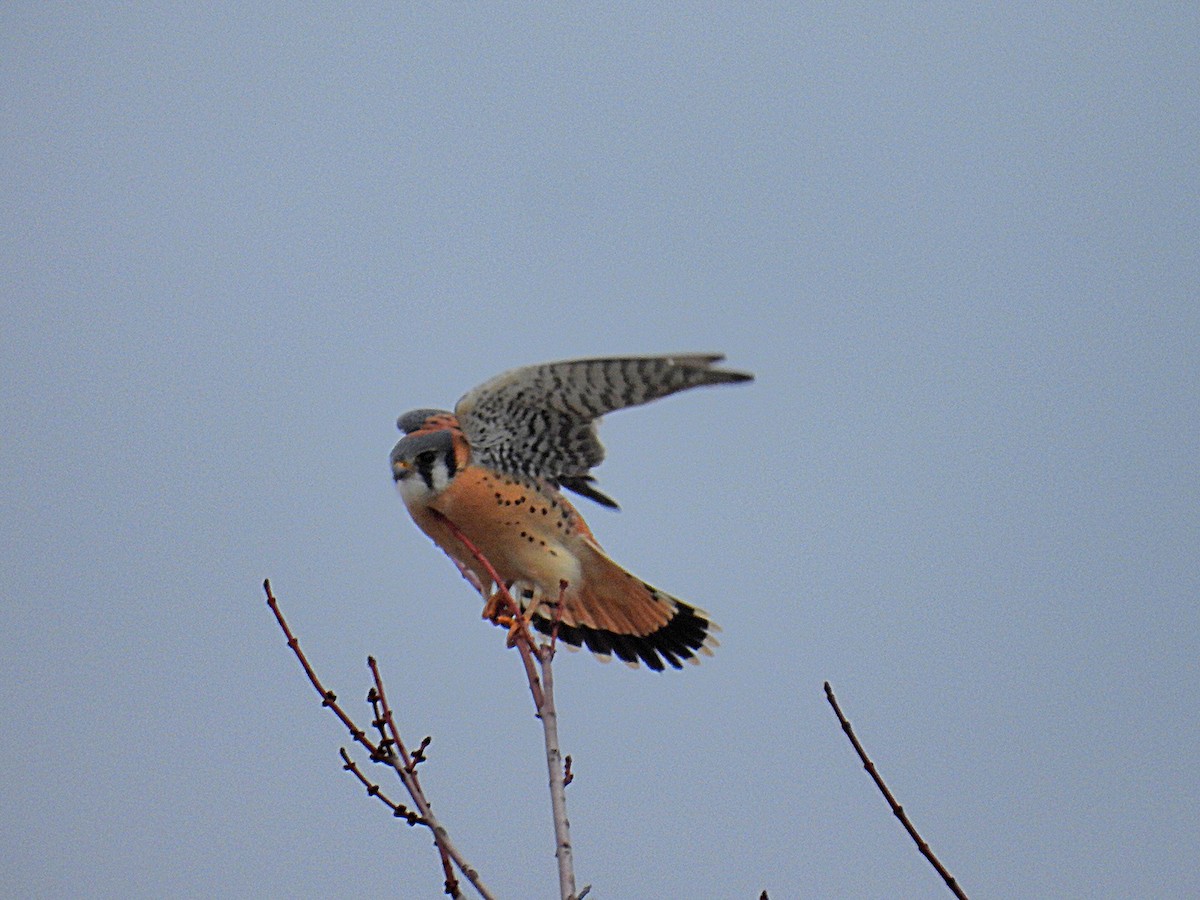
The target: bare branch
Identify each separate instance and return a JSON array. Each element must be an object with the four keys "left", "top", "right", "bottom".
[
  {"left": 366, "top": 656, "right": 486, "bottom": 899},
  {"left": 263, "top": 579, "right": 495, "bottom": 900},
  {"left": 538, "top": 640, "right": 574, "bottom": 899},
  {"left": 263, "top": 579, "right": 373, "bottom": 754},
  {"left": 339, "top": 748, "right": 422, "bottom": 825},
  {"left": 340, "top": 748, "right": 456, "bottom": 897},
  {"left": 824, "top": 681, "right": 969, "bottom": 900}
]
